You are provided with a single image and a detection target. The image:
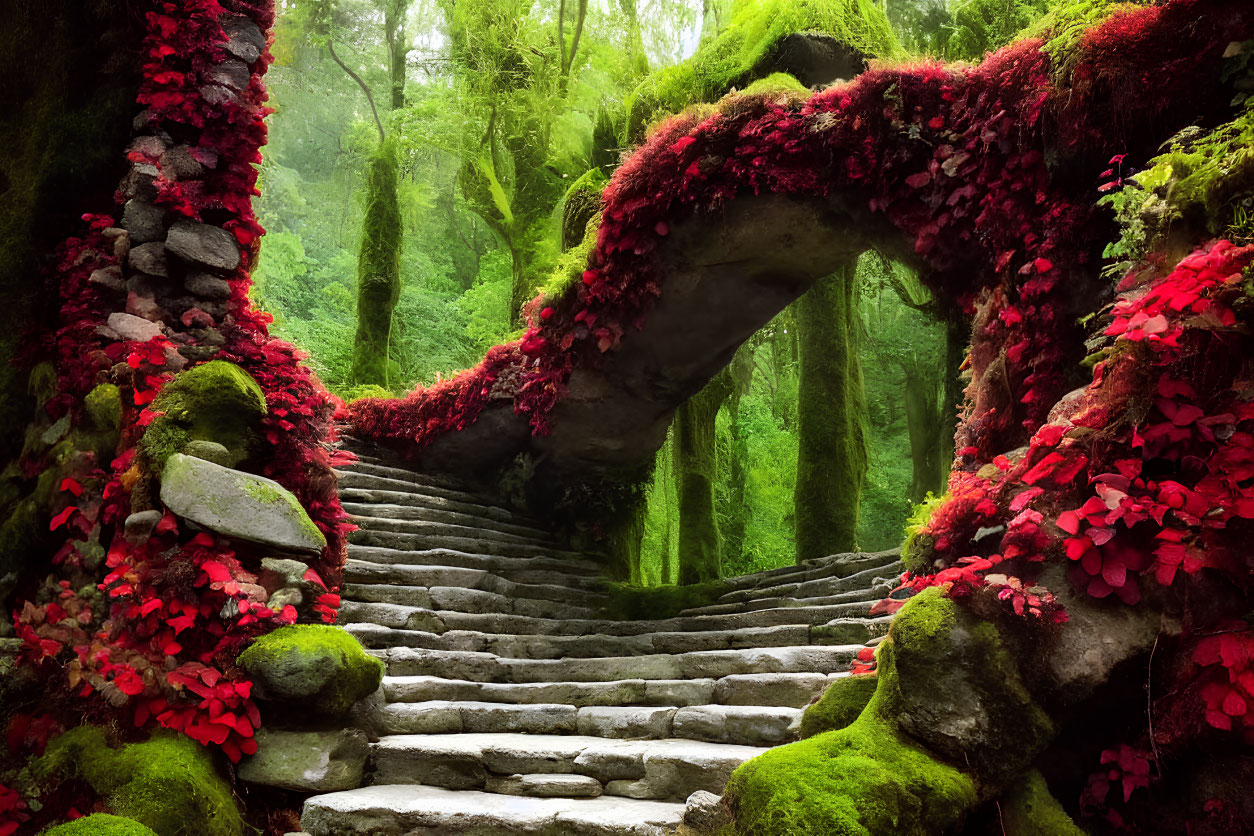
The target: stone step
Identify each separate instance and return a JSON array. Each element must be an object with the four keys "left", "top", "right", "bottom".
[
  {"left": 343, "top": 586, "right": 601, "bottom": 621},
  {"left": 350, "top": 527, "right": 600, "bottom": 562},
  {"left": 339, "top": 485, "right": 537, "bottom": 527},
  {"left": 335, "top": 464, "right": 502, "bottom": 506},
  {"left": 374, "top": 701, "right": 800, "bottom": 746},
  {"left": 351, "top": 513, "right": 557, "bottom": 548},
  {"left": 679, "top": 579, "right": 895, "bottom": 616},
  {"left": 382, "top": 676, "right": 719, "bottom": 708},
  {"left": 303, "top": 784, "right": 686, "bottom": 835},
  {"left": 369, "top": 733, "right": 767, "bottom": 802},
  {"left": 381, "top": 645, "right": 862, "bottom": 683},
  {"left": 715, "top": 560, "right": 905, "bottom": 606},
  {"left": 341, "top": 501, "right": 551, "bottom": 540},
  {"left": 721, "top": 550, "right": 903, "bottom": 594},
  {"left": 338, "top": 599, "right": 882, "bottom": 640},
  {"left": 346, "top": 544, "right": 603, "bottom": 577},
  {"left": 347, "top": 623, "right": 818, "bottom": 659},
  {"left": 343, "top": 558, "right": 607, "bottom": 597}
]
